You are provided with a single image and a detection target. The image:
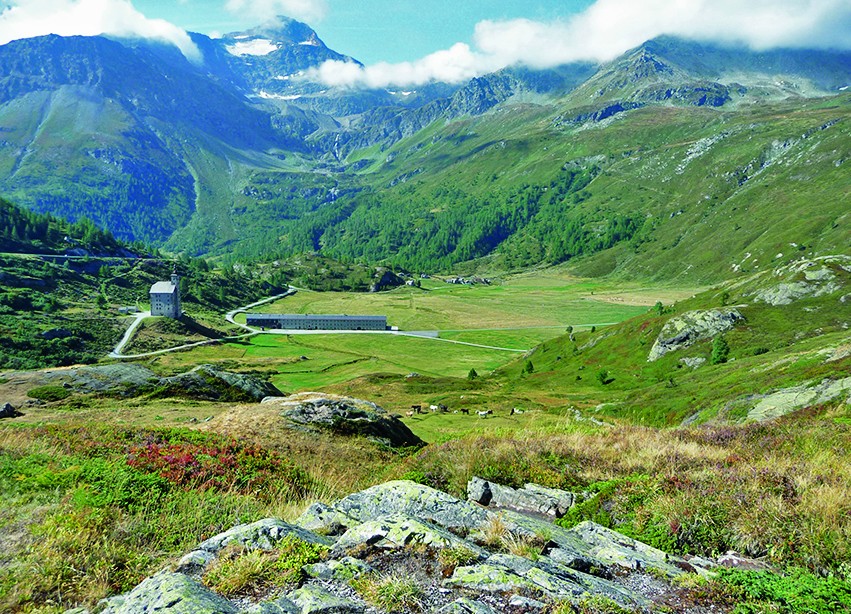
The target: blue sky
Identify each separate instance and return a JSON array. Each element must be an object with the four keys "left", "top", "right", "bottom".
[{"left": 132, "top": 0, "right": 595, "bottom": 64}]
